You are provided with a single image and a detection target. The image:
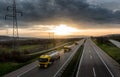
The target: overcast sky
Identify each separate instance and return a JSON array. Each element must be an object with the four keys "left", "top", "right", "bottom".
[
  {"left": 0, "top": 0, "right": 120, "bottom": 37},
  {"left": 86, "top": 0, "right": 120, "bottom": 11}
]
